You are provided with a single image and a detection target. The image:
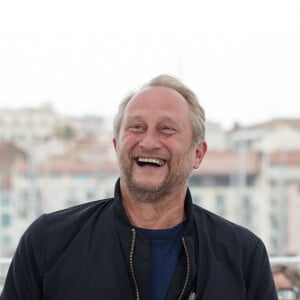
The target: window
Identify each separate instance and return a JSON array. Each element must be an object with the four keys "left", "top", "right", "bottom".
[
  {"left": 189, "top": 175, "right": 231, "bottom": 187},
  {"left": 86, "top": 190, "right": 95, "bottom": 201},
  {"left": 216, "top": 195, "right": 226, "bottom": 216},
  {"left": 51, "top": 173, "right": 62, "bottom": 179},
  {"left": 0, "top": 192, "right": 10, "bottom": 206},
  {"left": 2, "top": 235, "right": 11, "bottom": 248},
  {"left": 72, "top": 173, "right": 89, "bottom": 179},
  {"left": 241, "top": 196, "right": 252, "bottom": 228},
  {"left": 2, "top": 214, "right": 11, "bottom": 227}
]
